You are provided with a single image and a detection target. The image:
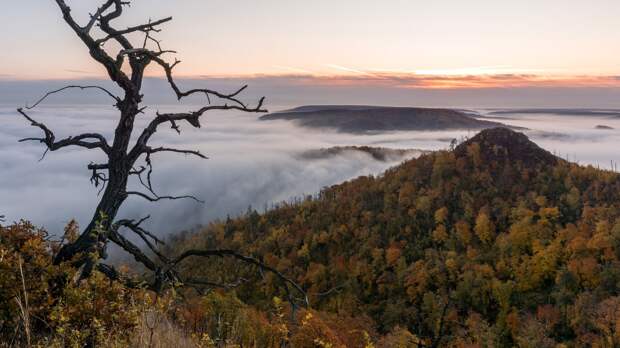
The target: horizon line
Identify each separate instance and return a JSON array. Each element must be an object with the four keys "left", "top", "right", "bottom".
[{"left": 2, "top": 72, "right": 620, "bottom": 90}]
